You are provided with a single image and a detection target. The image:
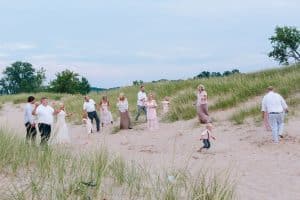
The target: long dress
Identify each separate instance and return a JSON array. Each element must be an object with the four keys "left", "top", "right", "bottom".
[
  {"left": 100, "top": 102, "right": 113, "bottom": 126},
  {"left": 117, "top": 99, "right": 131, "bottom": 129},
  {"left": 145, "top": 100, "right": 159, "bottom": 130},
  {"left": 51, "top": 110, "right": 71, "bottom": 144},
  {"left": 196, "top": 91, "right": 211, "bottom": 124}
]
